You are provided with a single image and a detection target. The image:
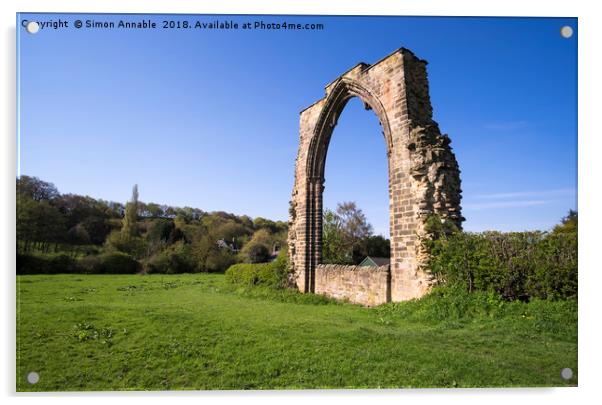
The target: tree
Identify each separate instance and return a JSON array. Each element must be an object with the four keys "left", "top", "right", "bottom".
[
  {"left": 553, "top": 210, "right": 577, "bottom": 234},
  {"left": 53, "top": 194, "right": 115, "bottom": 244},
  {"left": 17, "top": 175, "right": 59, "bottom": 202},
  {"left": 105, "top": 184, "right": 148, "bottom": 259},
  {"left": 240, "top": 228, "right": 273, "bottom": 262},
  {"left": 105, "top": 230, "right": 147, "bottom": 259},
  {"left": 253, "top": 217, "right": 288, "bottom": 234},
  {"left": 67, "top": 223, "right": 91, "bottom": 245},
  {"left": 17, "top": 196, "right": 37, "bottom": 252},
  {"left": 322, "top": 202, "right": 375, "bottom": 264},
  {"left": 122, "top": 184, "right": 139, "bottom": 239},
  {"left": 81, "top": 216, "right": 113, "bottom": 245},
  {"left": 145, "top": 202, "right": 164, "bottom": 218},
  {"left": 190, "top": 225, "right": 236, "bottom": 272},
  {"left": 244, "top": 243, "right": 271, "bottom": 263},
  {"left": 322, "top": 208, "right": 351, "bottom": 264},
  {"left": 239, "top": 215, "right": 254, "bottom": 229},
  {"left": 352, "top": 235, "right": 391, "bottom": 263},
  {"left": 146, "top": 219, "right": 175, "bottom": 244},
  {"left": 16, "top": 195, "right": 66, "bottom": 252},
  {"left": 336, "top": 201, "right": 373, "bottom": 241}
]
